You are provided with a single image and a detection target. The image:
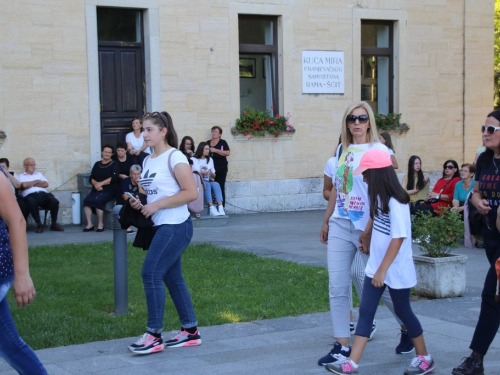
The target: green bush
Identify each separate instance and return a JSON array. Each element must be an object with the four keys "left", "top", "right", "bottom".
[{"left": 412, "top": 208, "right": 465, "bottom": 257}]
